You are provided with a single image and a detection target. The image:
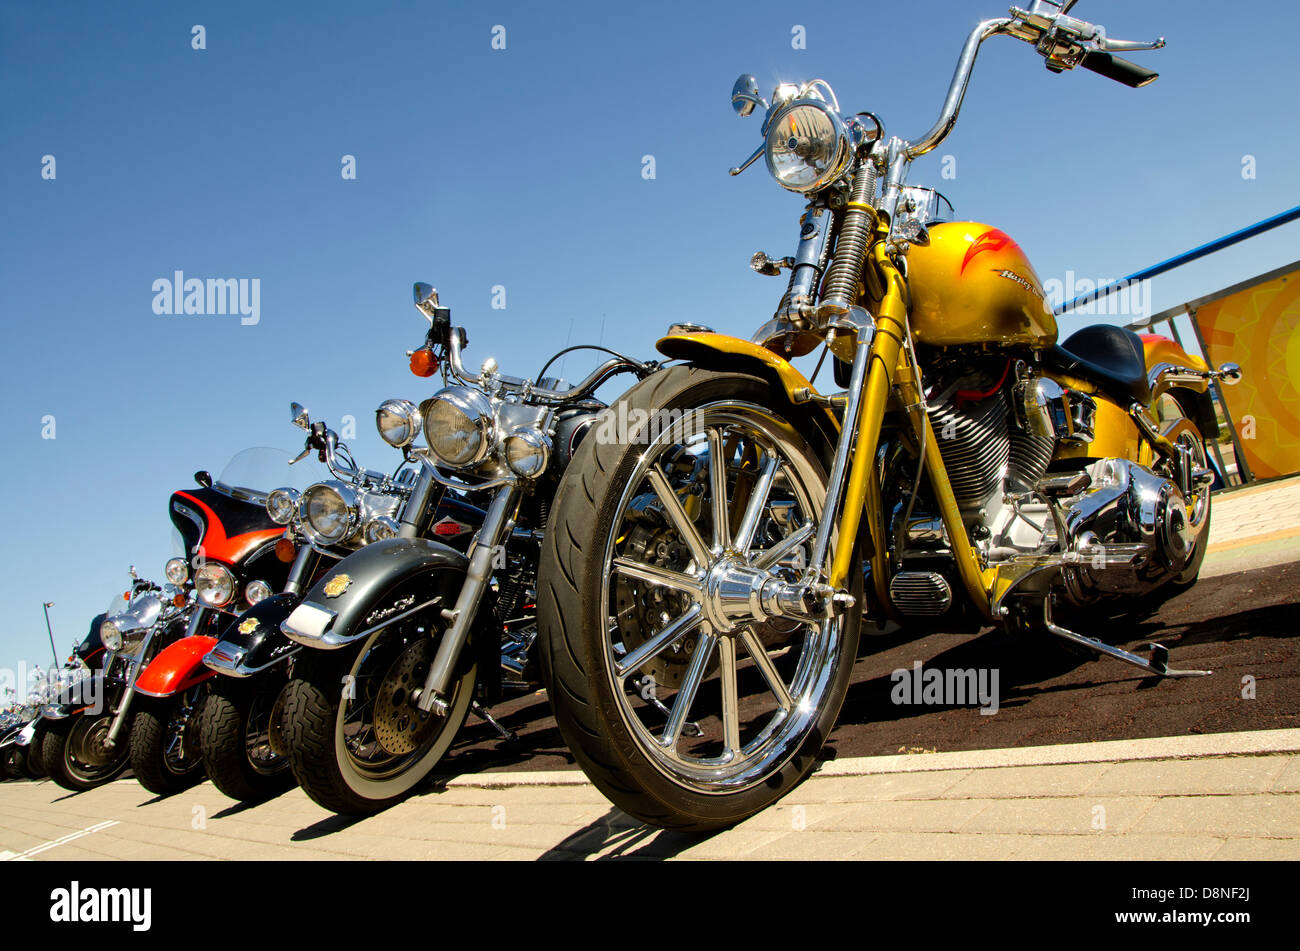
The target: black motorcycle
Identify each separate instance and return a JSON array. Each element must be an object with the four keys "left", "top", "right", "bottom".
[
  {"left": 198, "top": 408, "right": 483, "bottom": 802},
  {"left": 278, "top": 283, "right": 654, "bottom": 813}
]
